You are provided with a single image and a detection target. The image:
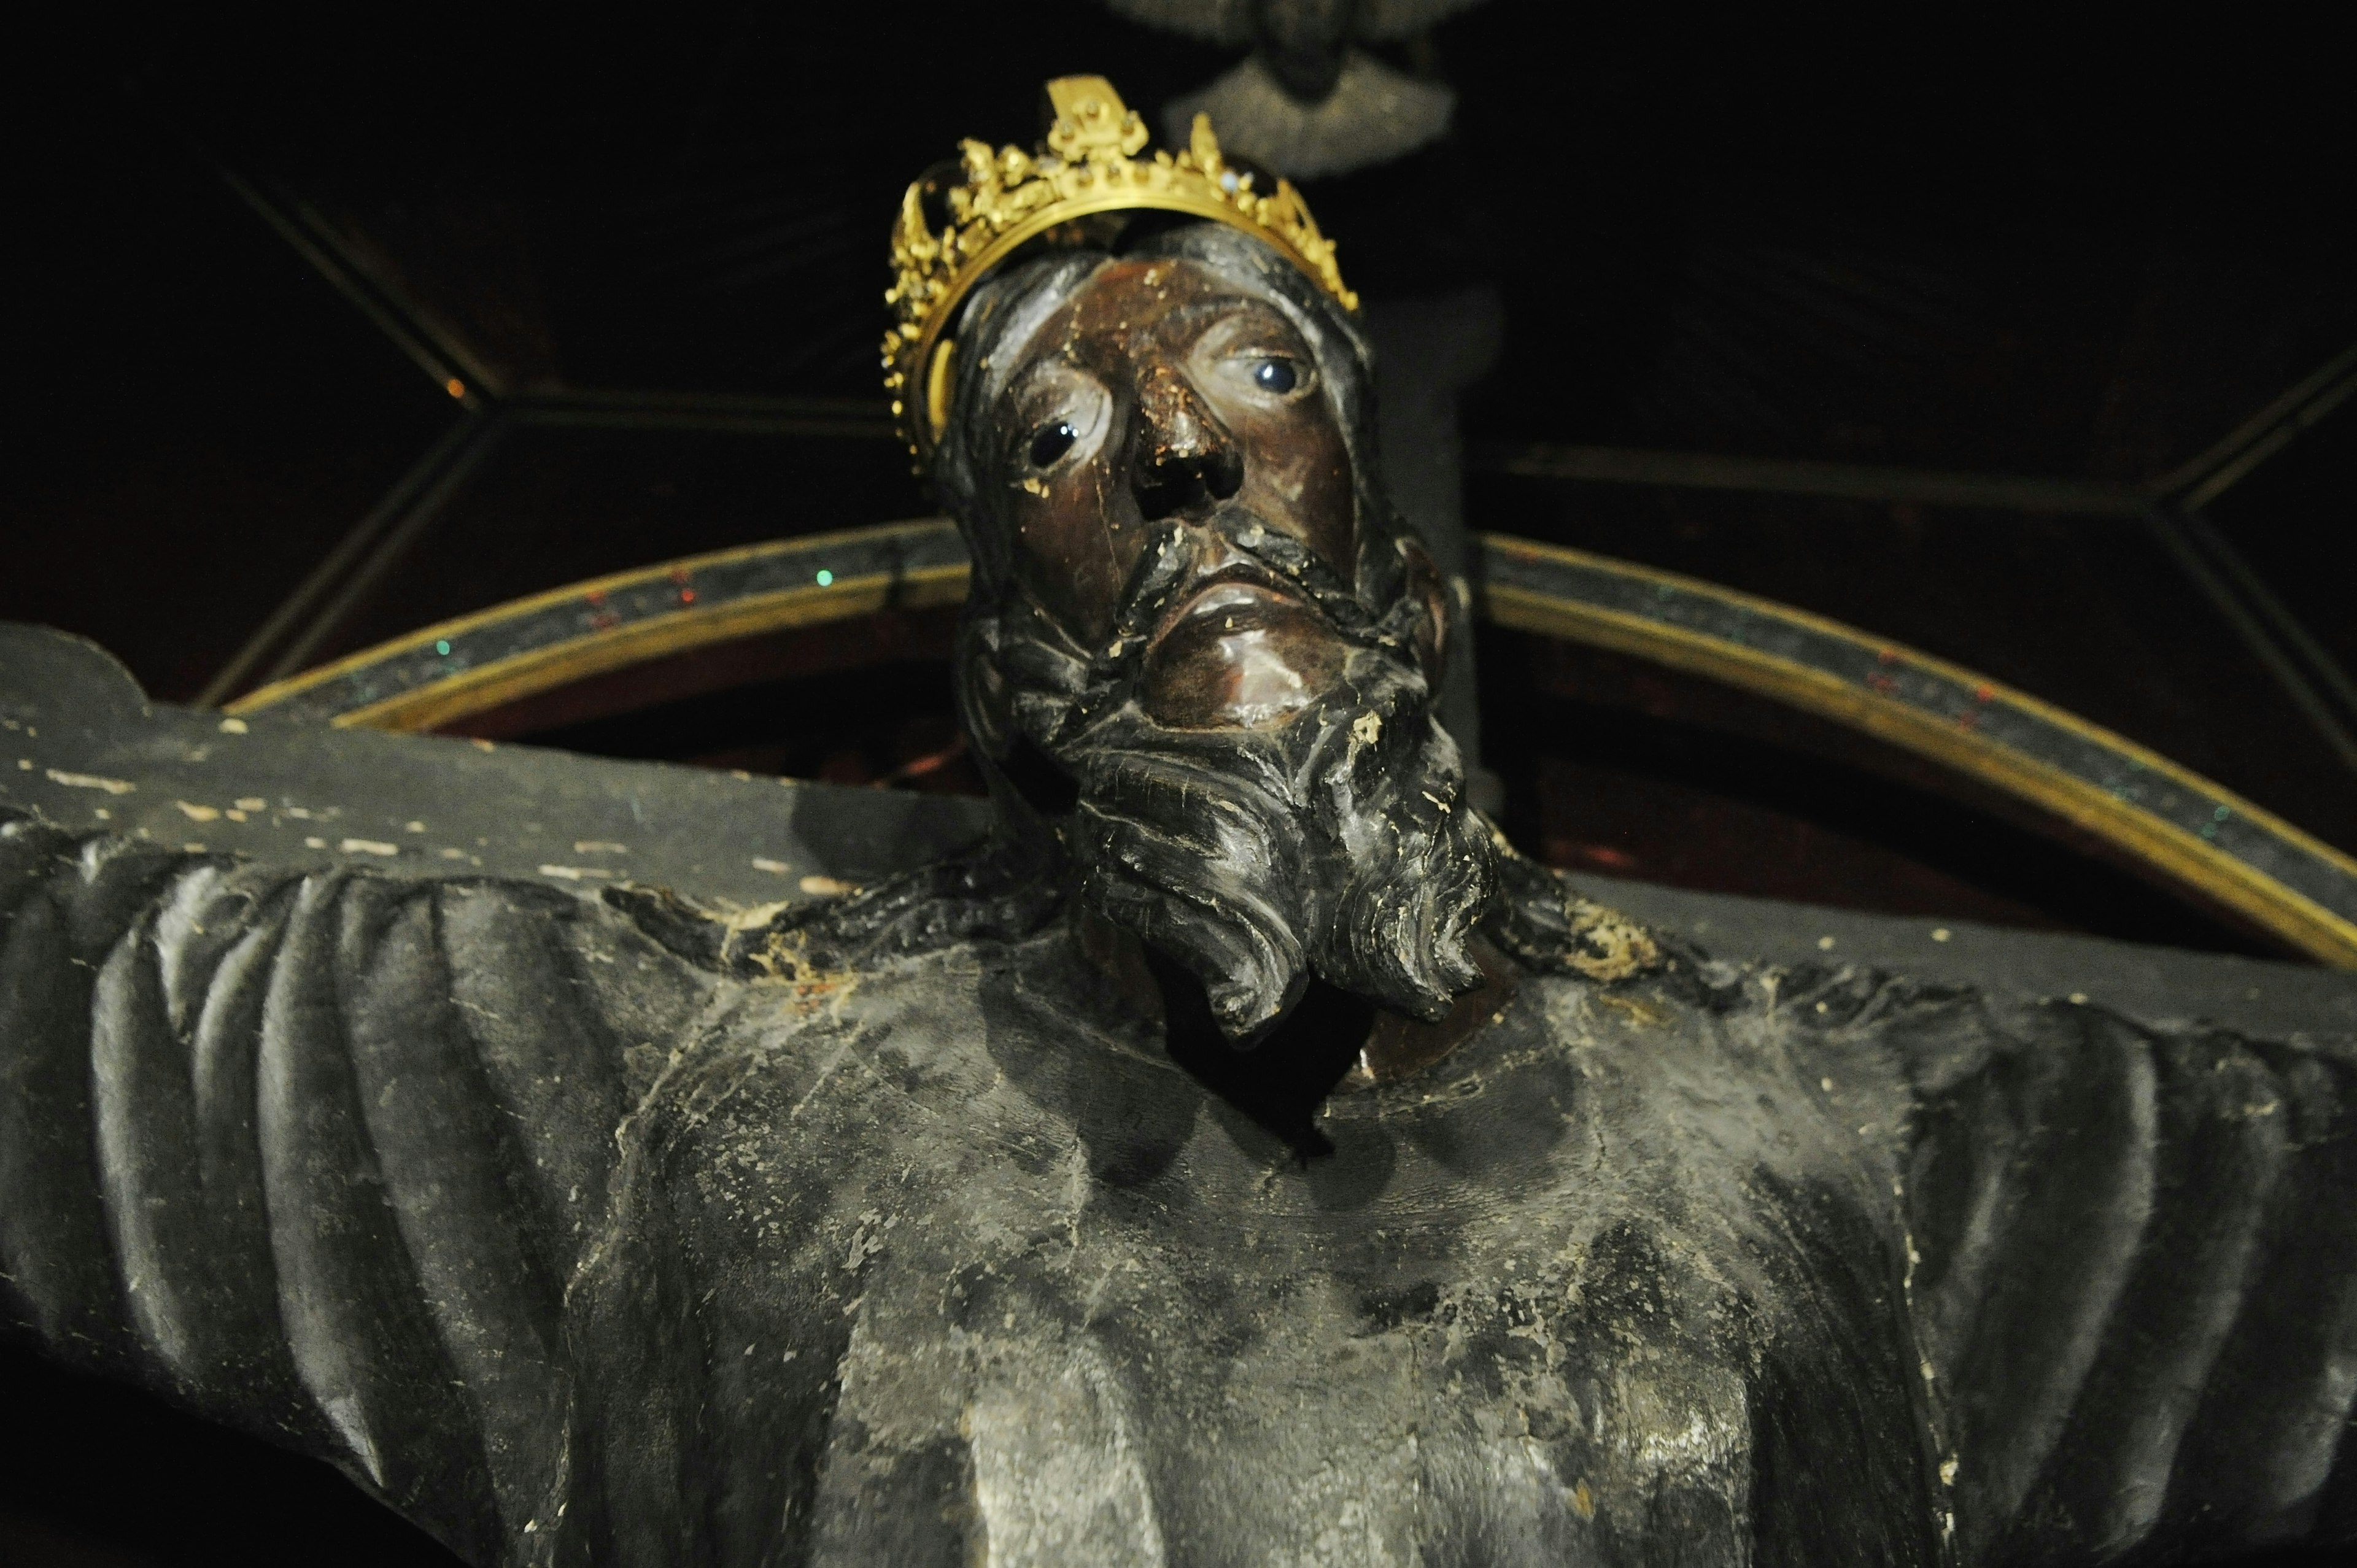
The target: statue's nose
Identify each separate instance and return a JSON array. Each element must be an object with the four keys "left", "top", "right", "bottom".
[{"left": 1131, "top": 365, "right": 1242, "bottom": 522}]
